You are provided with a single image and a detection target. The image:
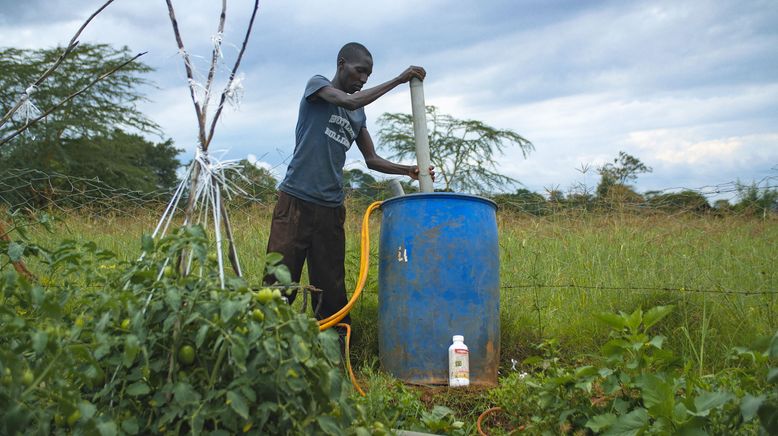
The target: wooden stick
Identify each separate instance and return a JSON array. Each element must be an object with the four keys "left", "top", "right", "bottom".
[
  {"left": 0, "top": 220, "right": 36, "bottom": 281},
  {"left": 219, "top": 192, "right": 242, "bottom": 277},
  {"left": 164, "top": 0, "right": 207, "bottom": 147},
  {"left": 206, "top": 0, "right": 260, "bottom": 147},
  {"left": 200, "top": 0, "right": 227, "bottom": 124}
]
